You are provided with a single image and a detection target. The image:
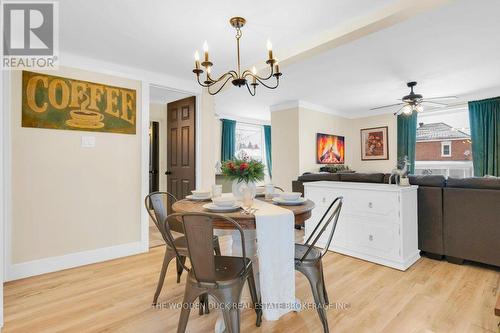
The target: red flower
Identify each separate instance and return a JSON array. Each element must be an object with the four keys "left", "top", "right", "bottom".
[
  {"left": 227, "top": 162, "right": 235, "bottom": 170},
  {"left": 239, "top": 162, "right": 249, "bottom": 171}
]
